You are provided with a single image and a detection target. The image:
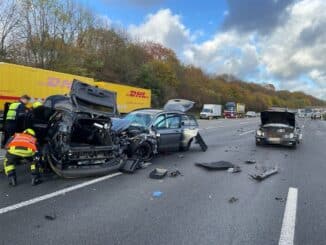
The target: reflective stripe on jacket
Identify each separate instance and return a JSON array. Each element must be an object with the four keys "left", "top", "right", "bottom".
[
  {"left": 6, "top": 133, "right": 37, "bottom": 157},
  {"left": 6, "top": 102, "right": 21, "bottom": 120}
]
